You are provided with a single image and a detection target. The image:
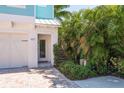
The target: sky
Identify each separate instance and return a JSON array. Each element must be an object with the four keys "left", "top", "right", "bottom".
[{"left": 67, "top": 5, "right": 97, "bottom": 12}]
